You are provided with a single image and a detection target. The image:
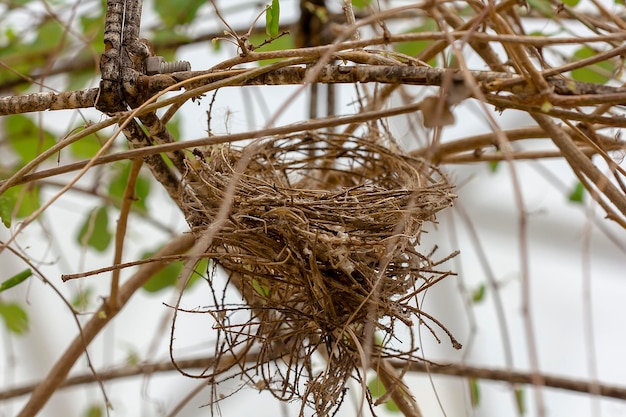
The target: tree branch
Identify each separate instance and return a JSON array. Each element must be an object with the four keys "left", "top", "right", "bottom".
[
  {"left": 5, "top": 355, "right": 626, "bottom": 403},
  {"left": 16, "top": 233, "right": 196, "bottom": 417},
  {"left": 3, "top": 65, "right": 626, "bottom": 116}
]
